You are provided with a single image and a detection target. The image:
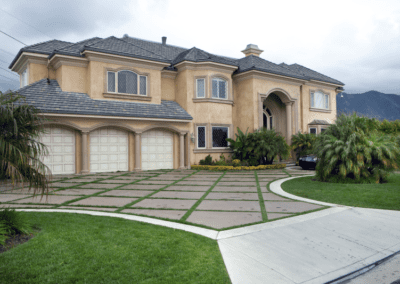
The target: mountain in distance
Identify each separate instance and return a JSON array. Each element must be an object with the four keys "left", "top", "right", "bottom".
[{"left": 336, "top": 91, "right": 400, "bottom": 121}]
